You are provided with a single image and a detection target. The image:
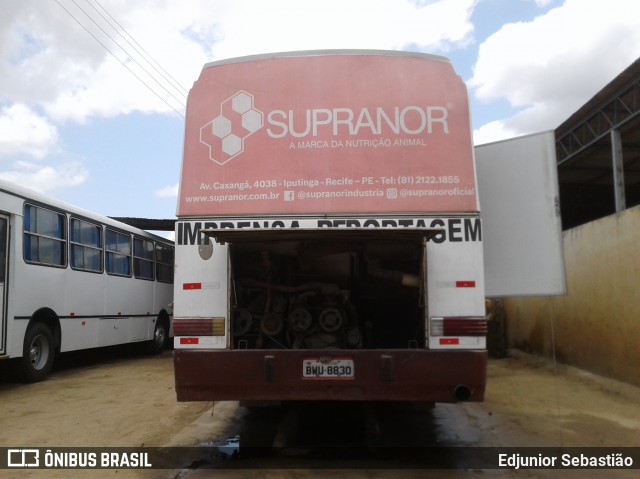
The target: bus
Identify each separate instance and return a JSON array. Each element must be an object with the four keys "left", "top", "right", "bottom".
[
  {"left": 172, "top": 51, "right": 565, "bottom": 405},
  {"left": 0, "top": 178, "right": 175, "bottom": 382}
]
